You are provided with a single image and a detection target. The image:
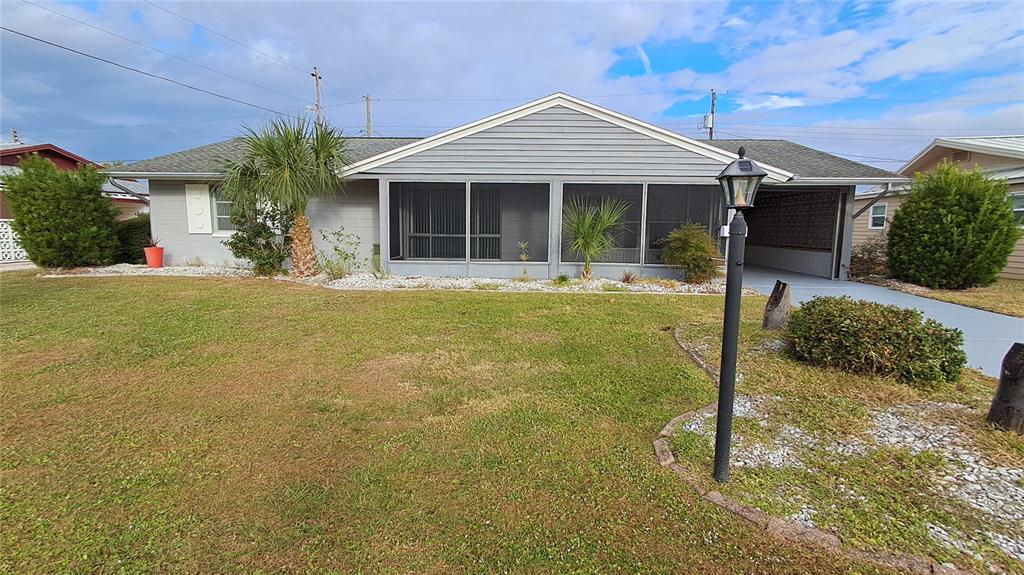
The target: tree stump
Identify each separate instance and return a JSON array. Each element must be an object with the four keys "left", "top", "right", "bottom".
[
  {"left": 762, "top": 280, "right": 792, "bottom": 331},
  {"left": 987, "top": 343, "right": 1024, "bottom": 434}
]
